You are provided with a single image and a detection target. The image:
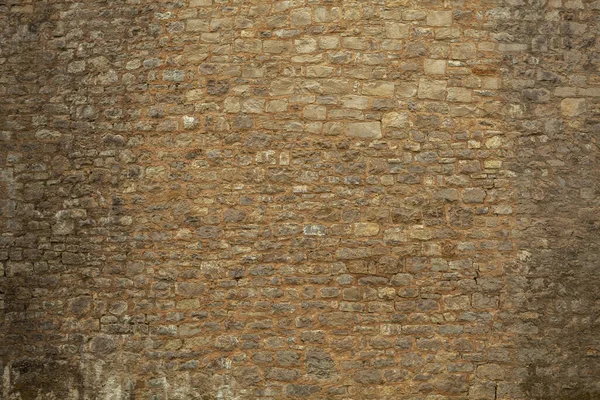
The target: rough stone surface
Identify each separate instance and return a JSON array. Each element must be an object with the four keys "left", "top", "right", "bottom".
[{"left": 0, "top": 1, "right": 599, "bottom": 399}]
